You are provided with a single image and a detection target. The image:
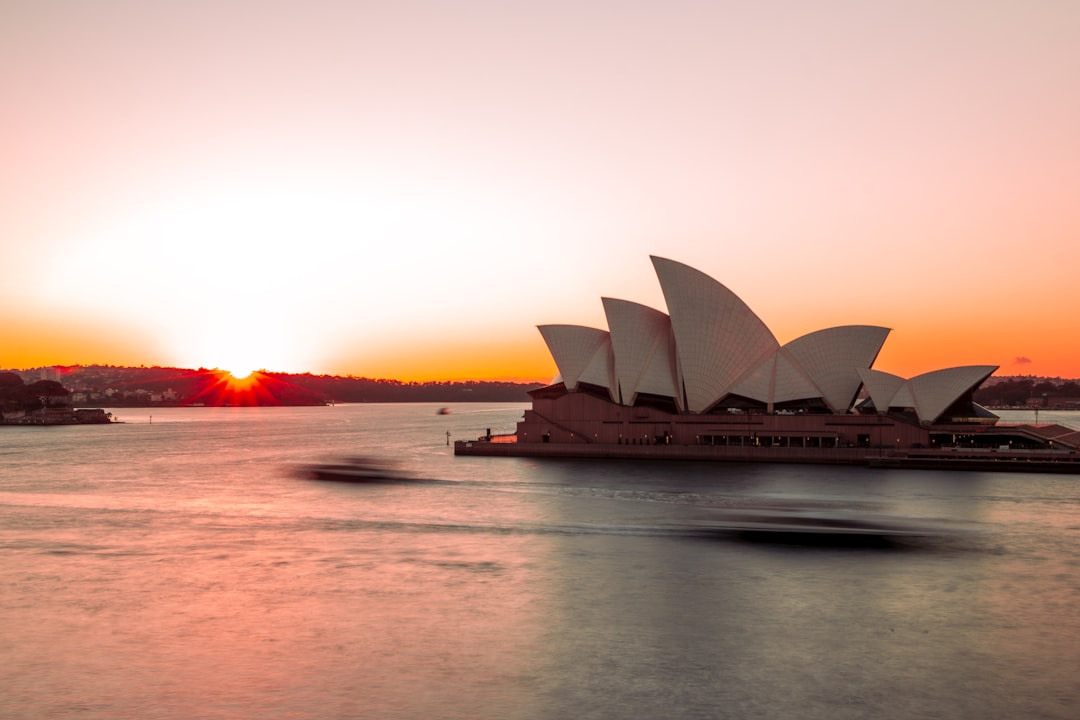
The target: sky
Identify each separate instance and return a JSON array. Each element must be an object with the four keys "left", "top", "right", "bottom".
[{"left": 2, "top": 0, "right": 1078, "bottom": 382}]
